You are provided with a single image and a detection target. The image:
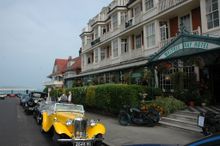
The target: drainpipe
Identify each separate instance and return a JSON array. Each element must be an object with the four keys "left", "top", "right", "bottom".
[{"left": 154, "top": 67, "right": 159, "bottom": 88}]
